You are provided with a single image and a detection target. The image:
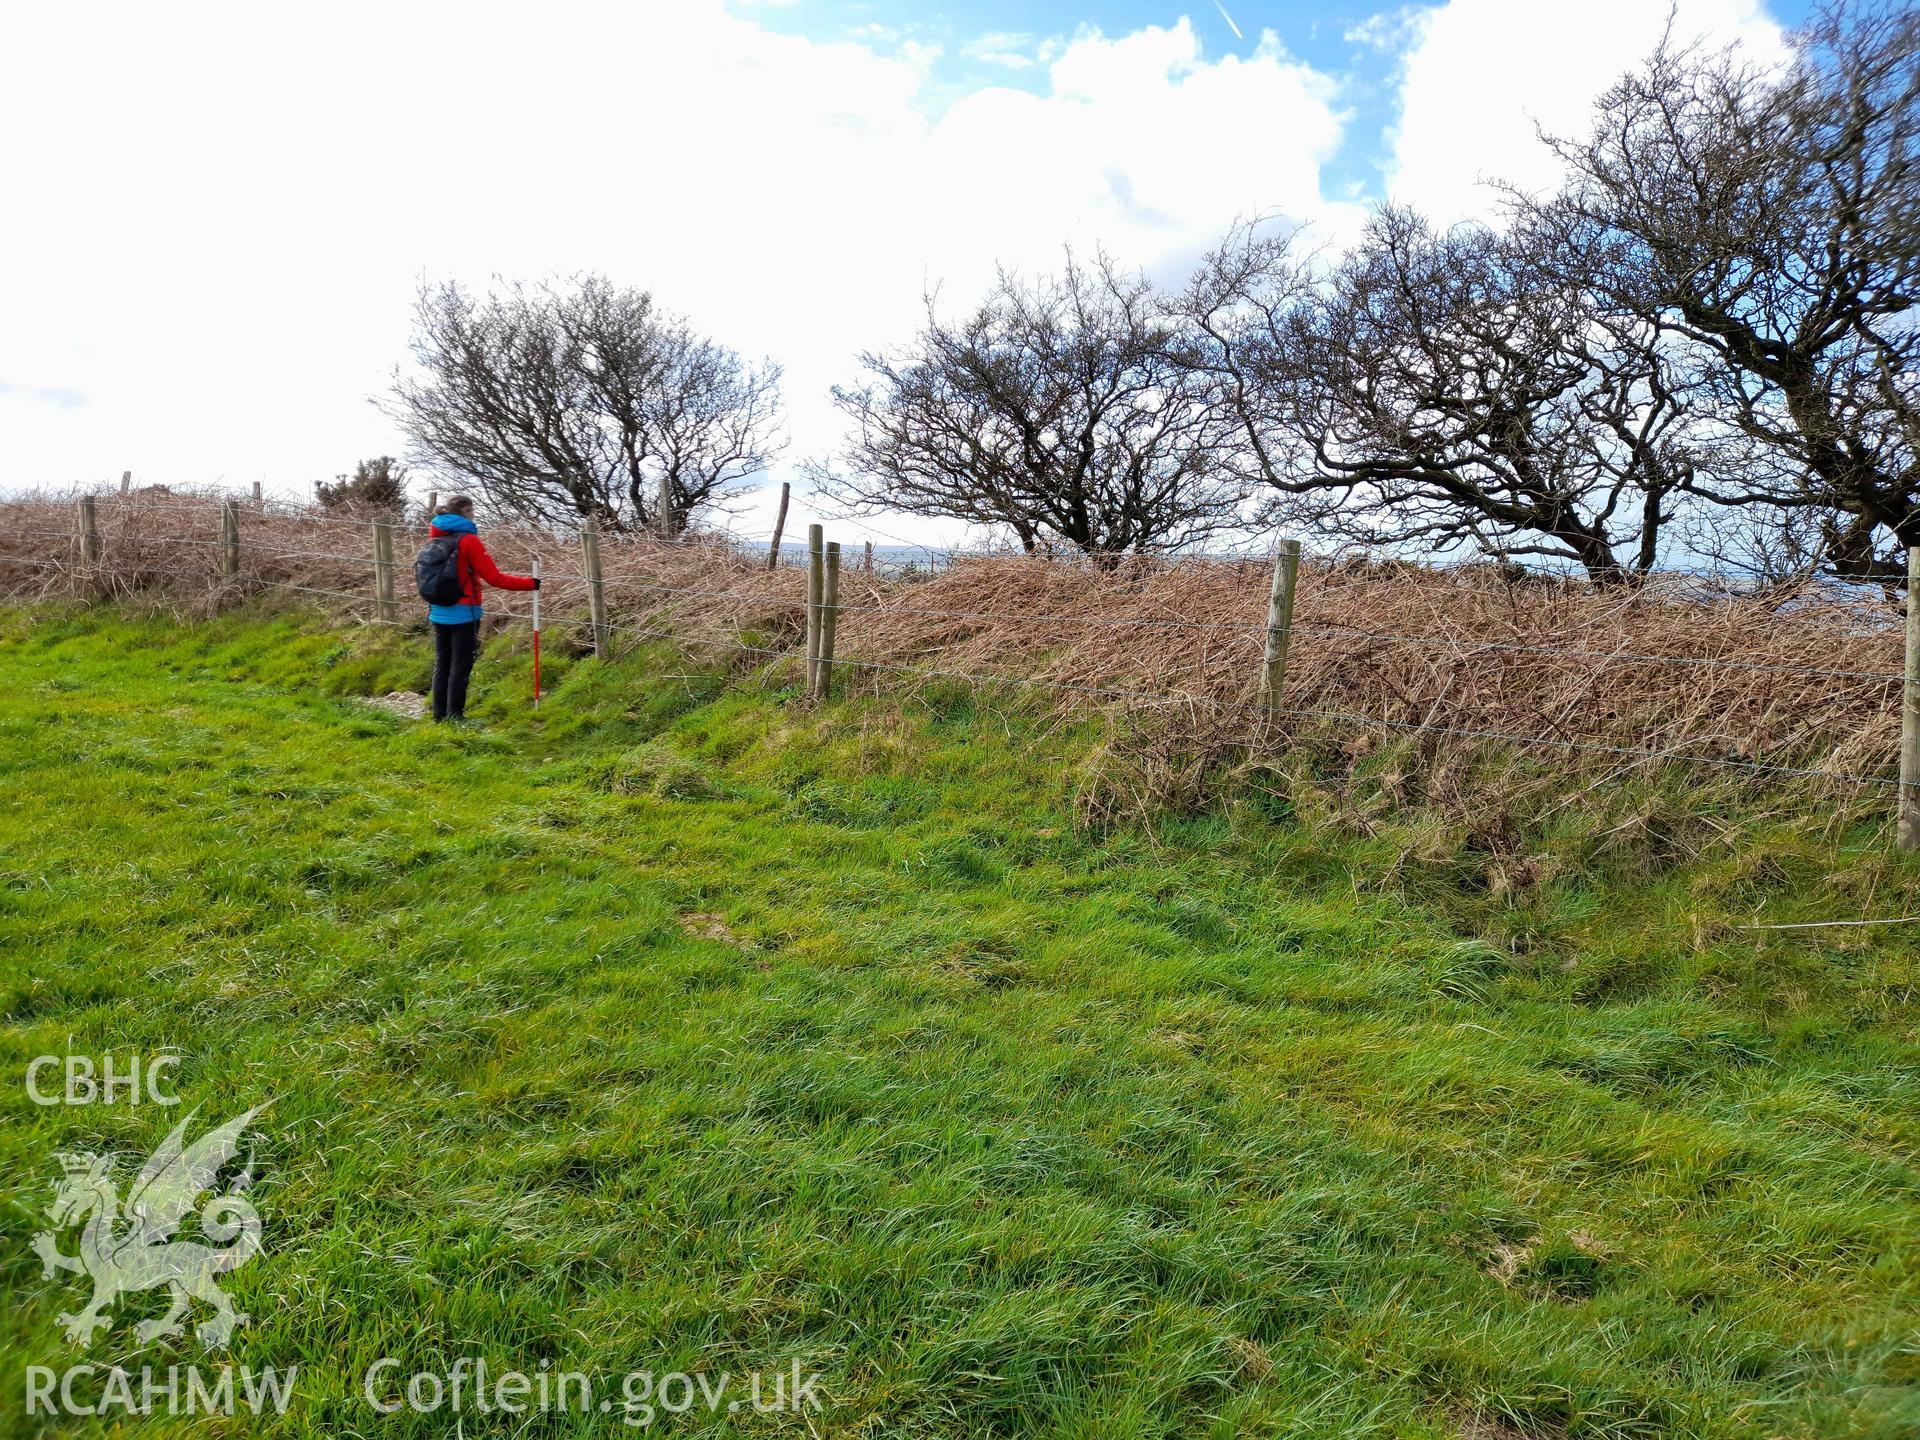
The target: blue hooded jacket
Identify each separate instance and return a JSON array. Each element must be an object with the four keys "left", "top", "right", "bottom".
[
  {"left": 426, "top": 513, "right": 483, "bottom": 624},
  {"left": 423, "top": 512, "right": 538, "bottom": 624}
]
